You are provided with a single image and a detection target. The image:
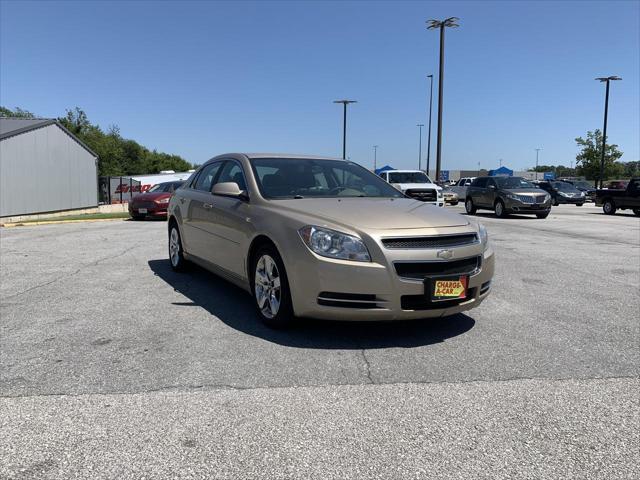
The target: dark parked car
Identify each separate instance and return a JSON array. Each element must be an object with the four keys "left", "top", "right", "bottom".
[
  {"left": 129, "top": 181, "right": 184, "bottom": 219},
  {"left": 537, "top": 181, "right": 586, "bottom": 206},
  {"left": 596, "top": 178, "right": 640, "bottom": 216},
  {"left": 559, "top": 179, "right": 596, "bottom": 202},
  {"left": 465, "top": 176, "right": 552, "bottom": 218}
]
